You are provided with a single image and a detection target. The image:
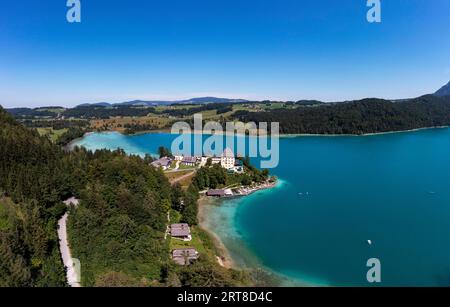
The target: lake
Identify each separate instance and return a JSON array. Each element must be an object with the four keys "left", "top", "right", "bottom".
[{"left": 71, "top": 128, "right": 450, "bottom": 286}]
